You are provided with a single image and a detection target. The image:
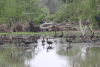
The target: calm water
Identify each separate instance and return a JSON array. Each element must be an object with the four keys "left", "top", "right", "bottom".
[{"left": 0, "top": 38, "right": 100, "bottom": 67}]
